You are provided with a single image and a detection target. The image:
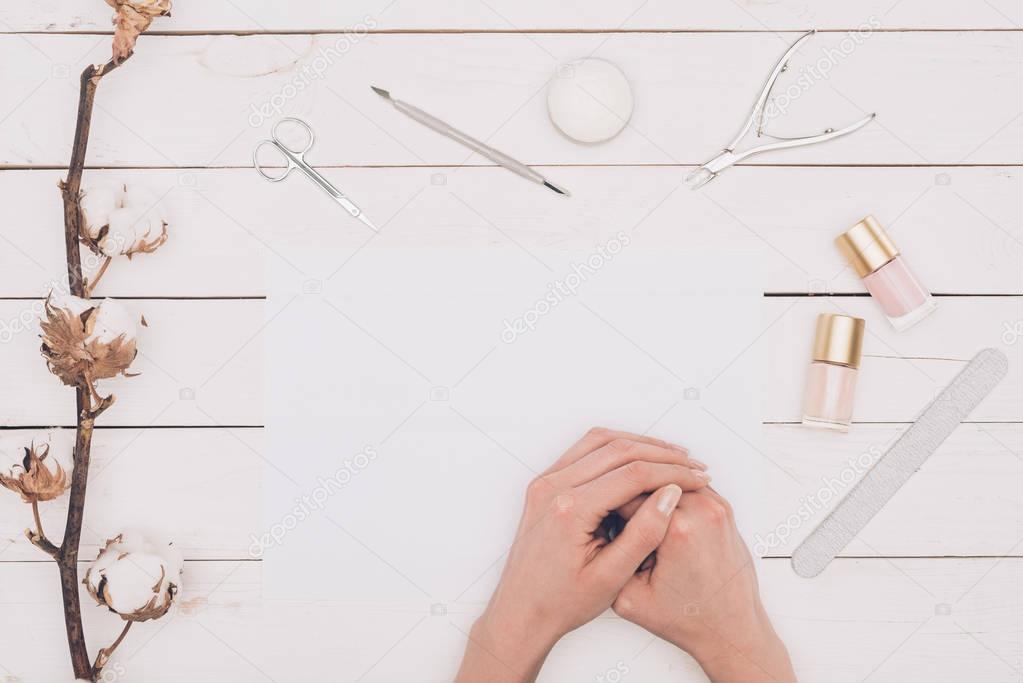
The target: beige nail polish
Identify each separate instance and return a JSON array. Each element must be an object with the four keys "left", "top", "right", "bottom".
[{"left": 658, "top": 484, "right": 683, "bottom": 514}]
